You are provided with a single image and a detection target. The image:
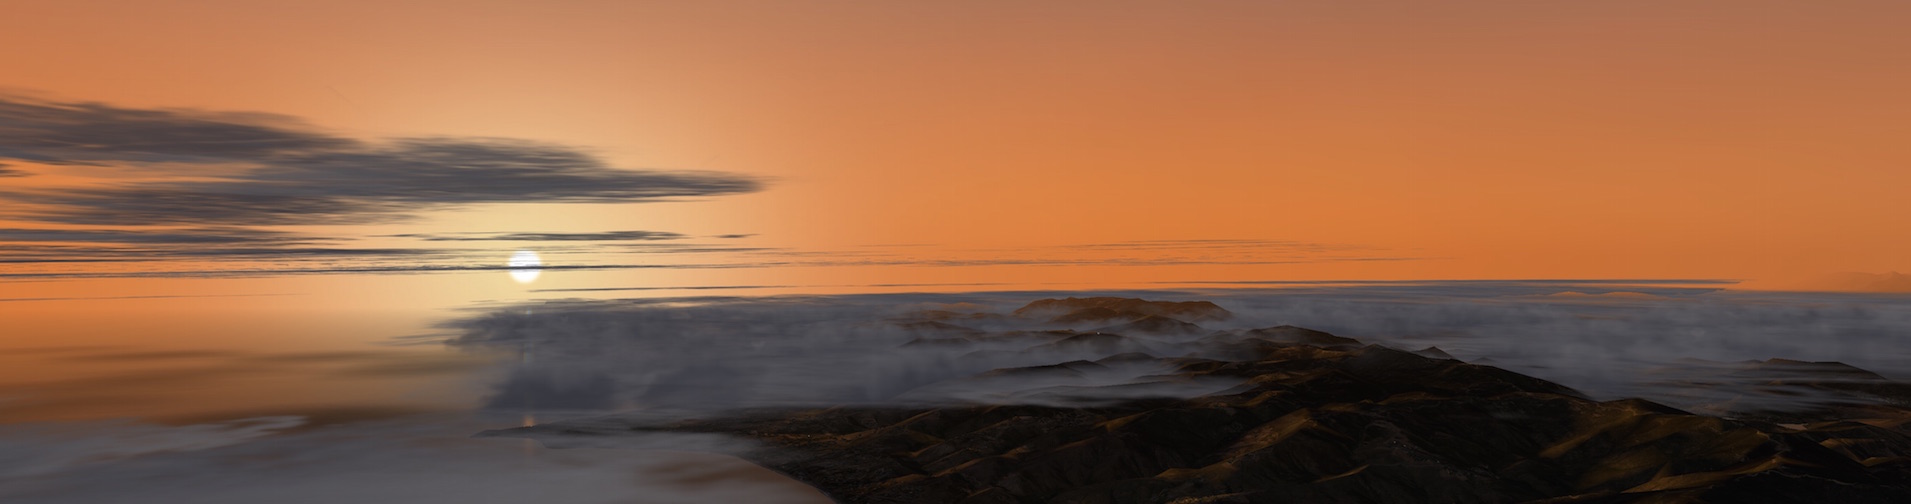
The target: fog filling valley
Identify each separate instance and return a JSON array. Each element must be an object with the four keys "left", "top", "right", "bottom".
[
  {"left": 449, "top": 283, "right": 1911, "bottom": 418},
  {"left": 9, "top": 282, "right": 1911, "bottom": 502}
]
